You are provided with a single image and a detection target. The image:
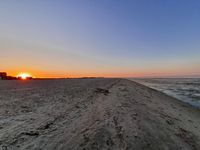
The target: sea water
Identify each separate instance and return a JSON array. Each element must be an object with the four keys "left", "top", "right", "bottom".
[{"left": 130, "top": 78, "right": 200, "bottom": 108}]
